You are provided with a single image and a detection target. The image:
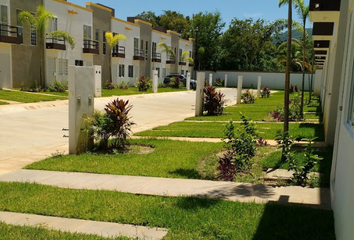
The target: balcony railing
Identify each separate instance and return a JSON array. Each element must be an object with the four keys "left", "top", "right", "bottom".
[
  {"left": 46, "top": 37, "right": 66, "bottom": 50},
  {"left": 83, "top": 39, "right": 99, "bottom": 54},
  {"left": 112, "top": 45, "right": 125, "bottom": 58},
  {"left": 179, "top": 61, "right": 186, "bottom": 66},
  {"left": 0, "top": 24, "right": 20, "bottom": 44},
  {"left": 151, "top": 52, "right": 161, "bottom": 62},
  {"left": 166, "top": 54, "right": 175, "bottom": 64},
  {"left": 133, "top": 48, "right": 144, "bottom": 60}
]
